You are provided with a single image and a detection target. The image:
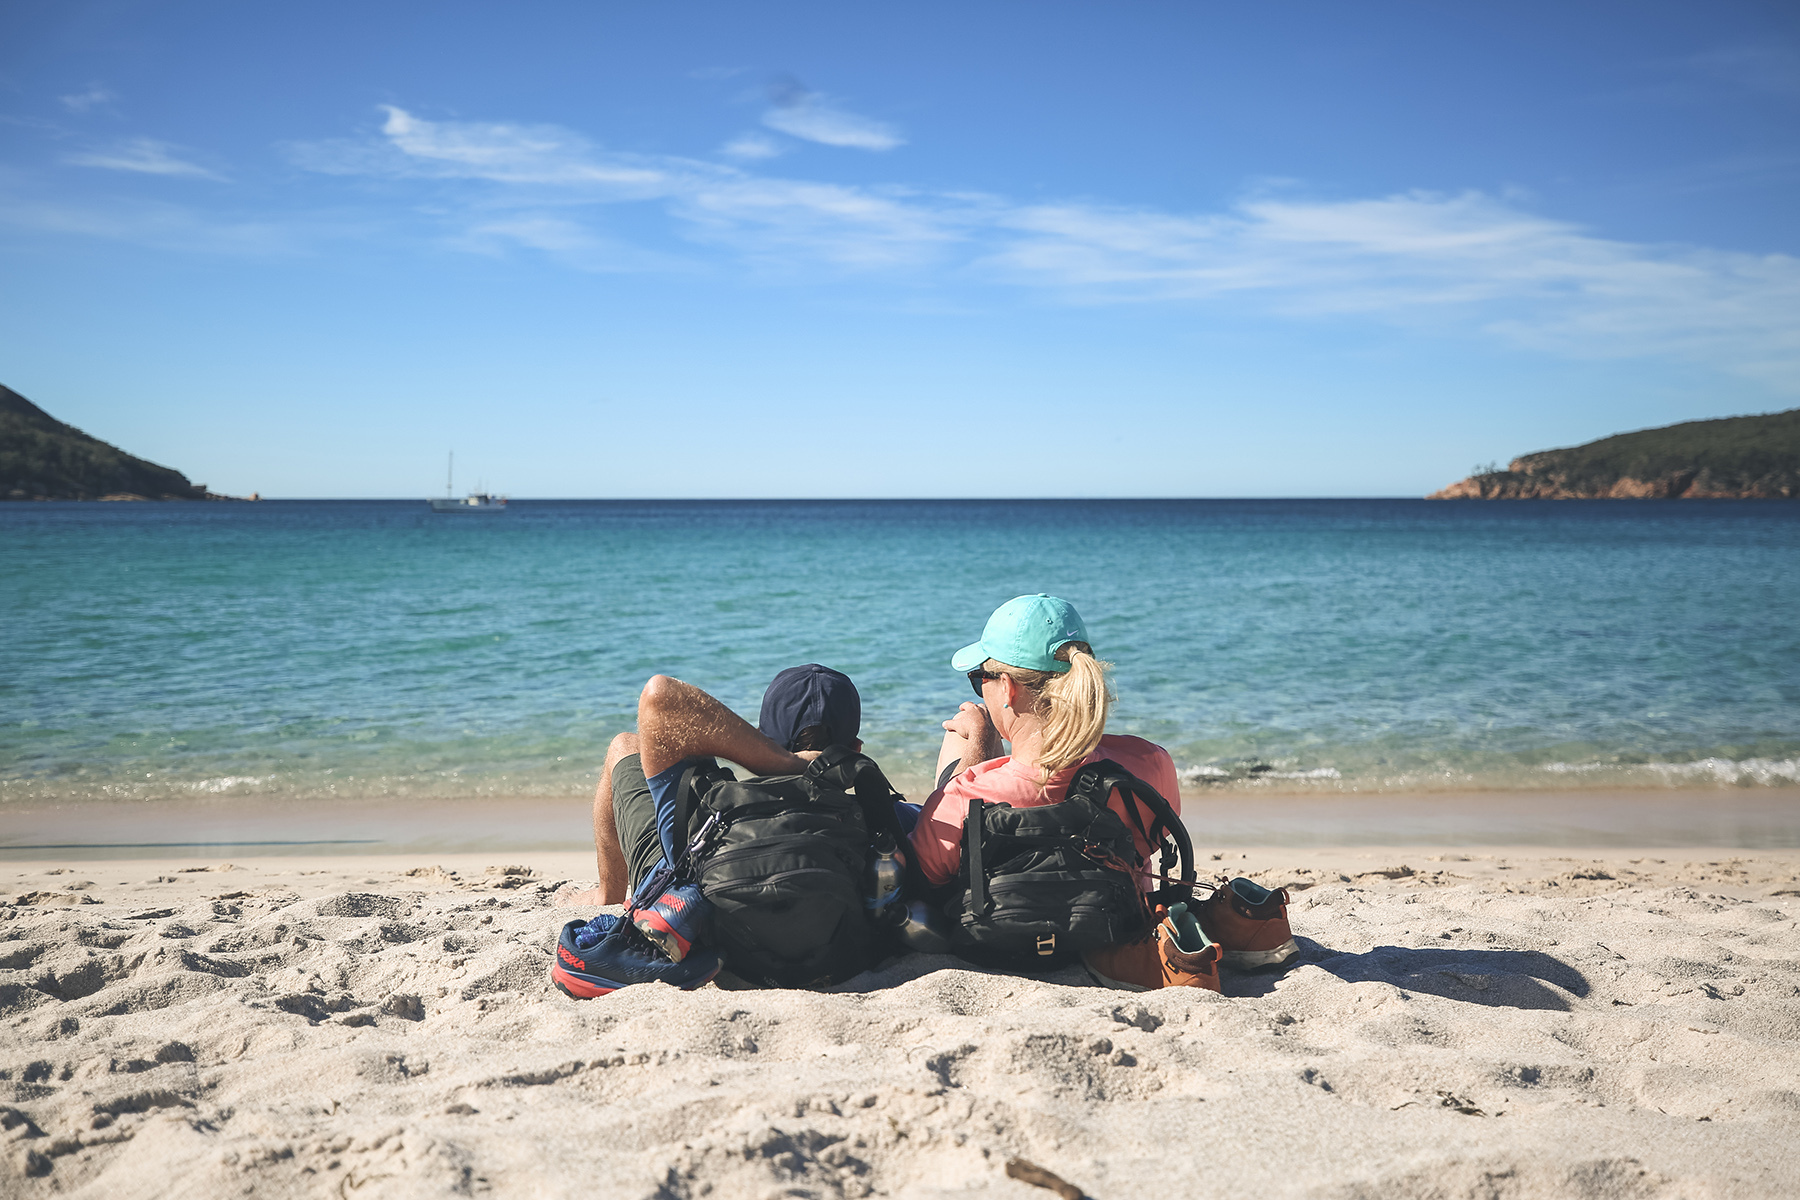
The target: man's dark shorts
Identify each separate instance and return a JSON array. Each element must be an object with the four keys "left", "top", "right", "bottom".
[
  {"left": 610, "top": 753, "right": 664, "bottom": 899},
  {"left": 611, "top": 753, "right": 720, "bottom": 899}
]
